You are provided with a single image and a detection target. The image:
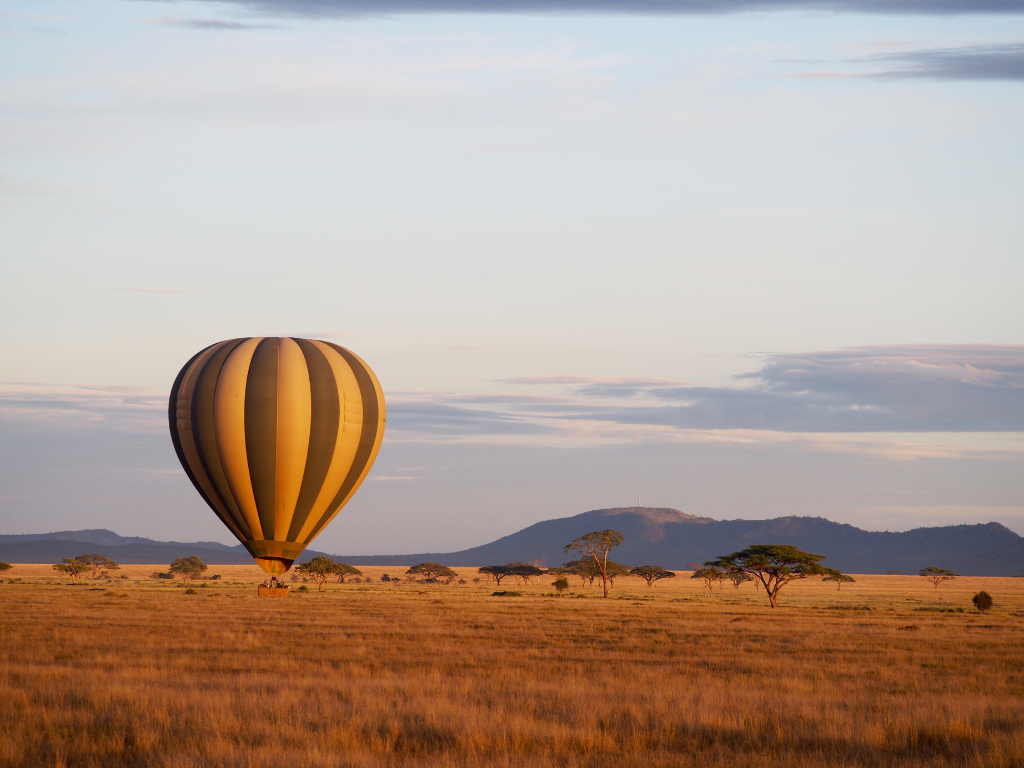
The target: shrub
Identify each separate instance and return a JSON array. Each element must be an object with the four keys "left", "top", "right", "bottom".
[
  {"left": 492, "top": 591, "right": 522, "bottom": 597},
  {"left": 184, "top": 588, "right": 197, "bottom": 595},
  {"left": 972, "top": 591, "right": 993, "bottom": 612}
]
